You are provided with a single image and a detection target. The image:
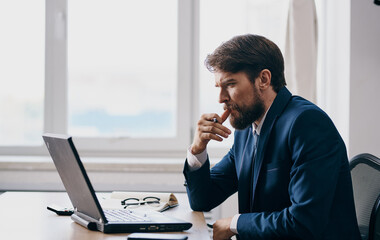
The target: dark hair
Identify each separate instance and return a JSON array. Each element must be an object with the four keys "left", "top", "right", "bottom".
[{"left": 205, "top": 34, "right": 286, "bottom": 93}]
